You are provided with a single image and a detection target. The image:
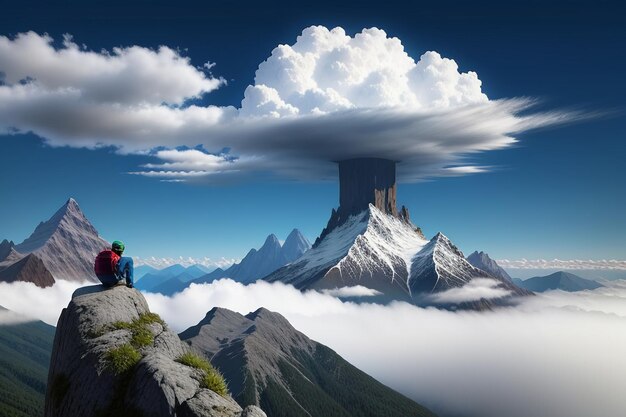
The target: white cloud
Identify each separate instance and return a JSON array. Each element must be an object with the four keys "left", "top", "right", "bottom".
[
  {"left": 321, "top": 285, "right": 382, "bottom": 297},
  {"left": 0, "top": 280, "right": 85, "bottom": 325},
  {"left": 0, "top": 308, "right": 35, "bottom": 325},
  {"left": 0, "top": 32, "right": 223, "bottom": 105},
  {"left": 242, "top": 26, "right": 487, "bottom": 116},
  {"left": 498, "top": 258, "right": 626, "bottom": 270},
  {"left": 133, "top": 256, "right": 238, "bottom": 269},
  {"left": 0, "top": 28, "right": 583, "bottom": 183},
  {"left": 427, "top": 277, "right": 512, "bottom": 303},
  {"left": 0, "top": 278, "right": 625, "bottom": 417}
]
